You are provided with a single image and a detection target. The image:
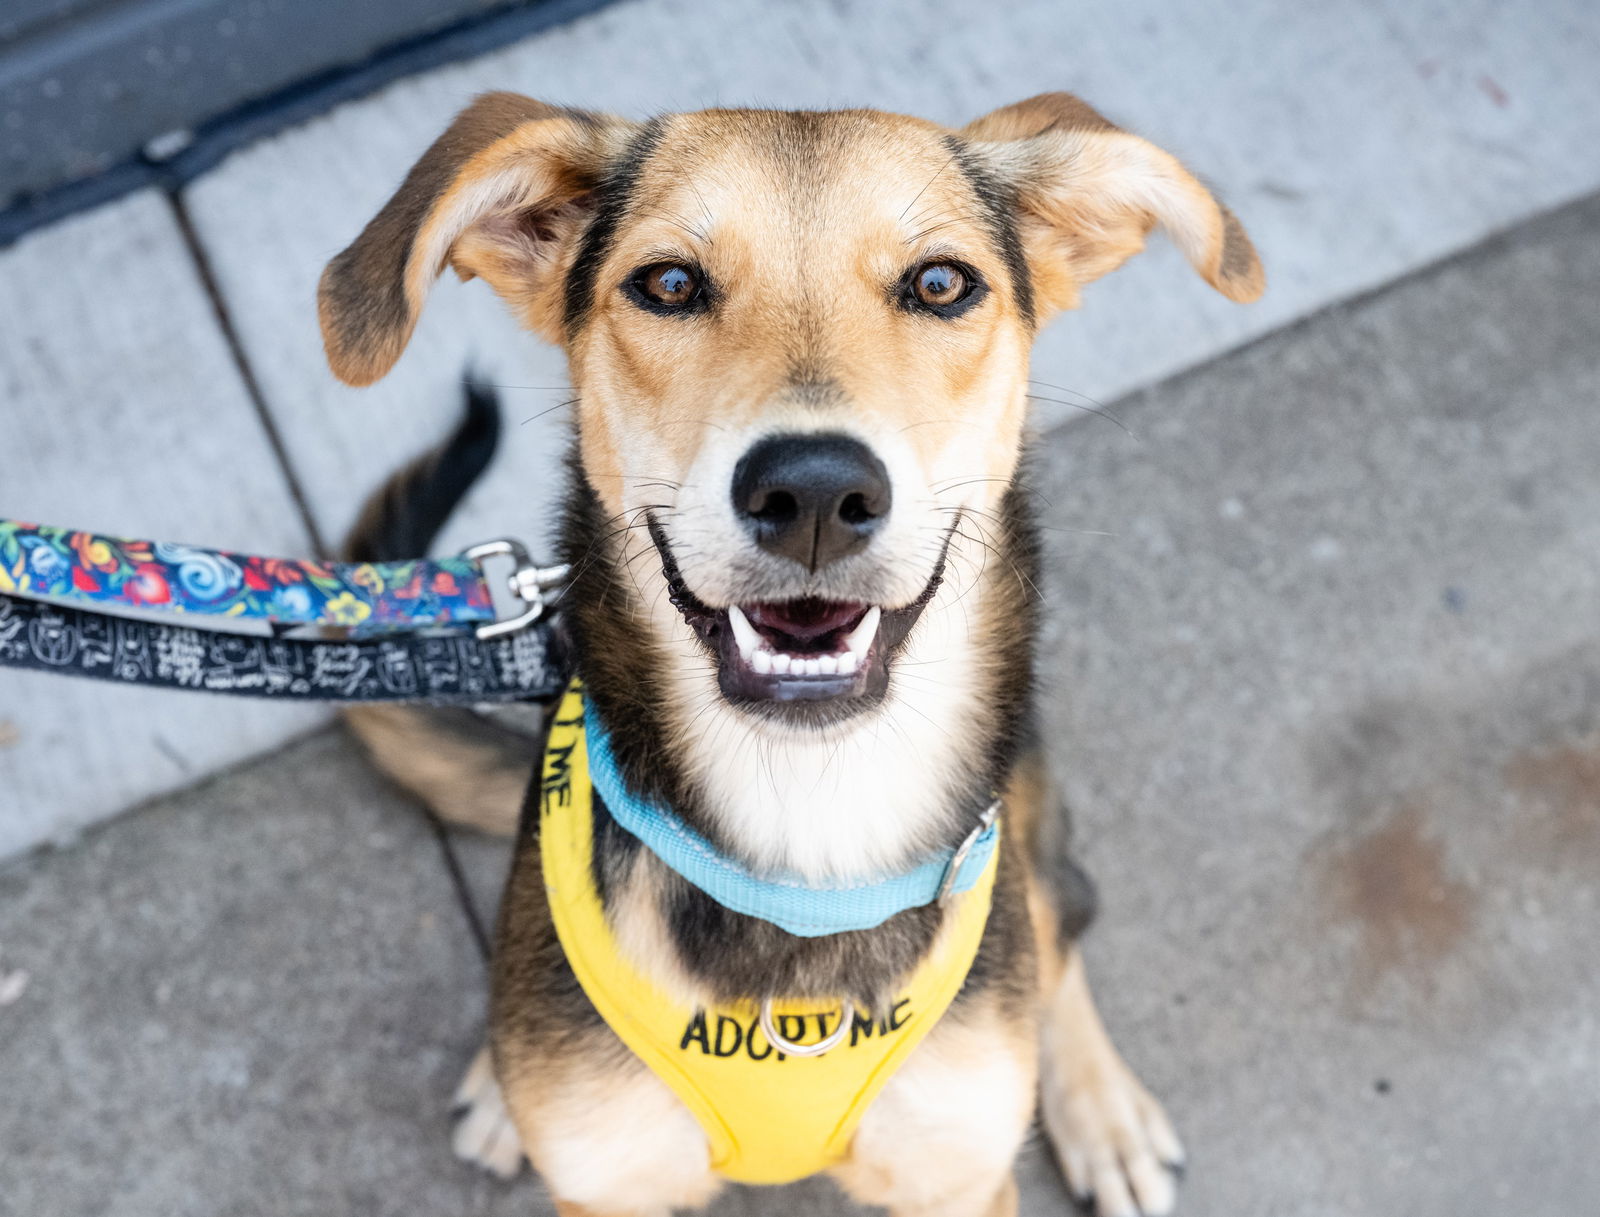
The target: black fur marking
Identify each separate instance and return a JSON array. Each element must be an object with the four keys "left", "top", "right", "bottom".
[
  {"left": 1219, "top": 203, "right": 1257, "bottom": 284},
  {"left": 590, "top": 790, "right": 643, "bottom": 909},
  {"left": 664, "top": 874, "right": 947, "bottom": 1013},
  {"left": 946, "top": 134, "right": 1036, "bottom": 329},
  {"left": 979, "top": 474, "right": 1044, "bottom": 793},
  {"left": 1053, "top": 854, "right": 1099, "bottom": 942},
  {"left": 562, "top": 117, "right": 667, "bottom": 338},
  {"left": 558, "top": 459, "right": 706, "bottom": 819},
  {"left": 955, "top": 829, "right": 1039, "bottom": 1011}
]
